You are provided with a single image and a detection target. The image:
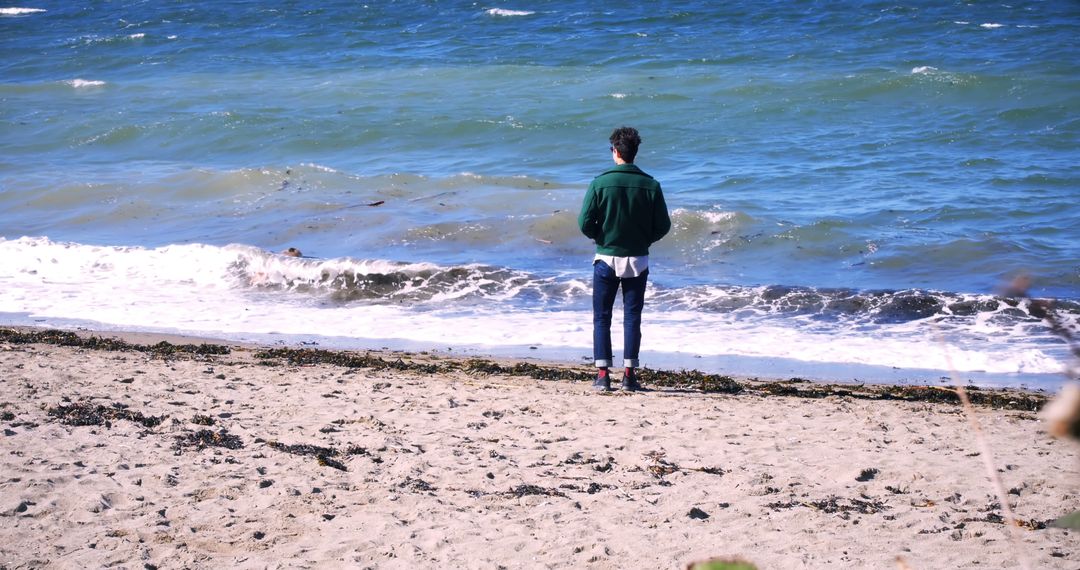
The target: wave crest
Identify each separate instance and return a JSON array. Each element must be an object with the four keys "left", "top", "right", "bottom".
[
  {"left": 486, "top": 8, "right": 535, "bottom": 17},
  {"left": 0, "top": 7, "right": 45, "bottom": 16},
  {"left": 67, "top": 79, "right": 107, "bottom": 88}
]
